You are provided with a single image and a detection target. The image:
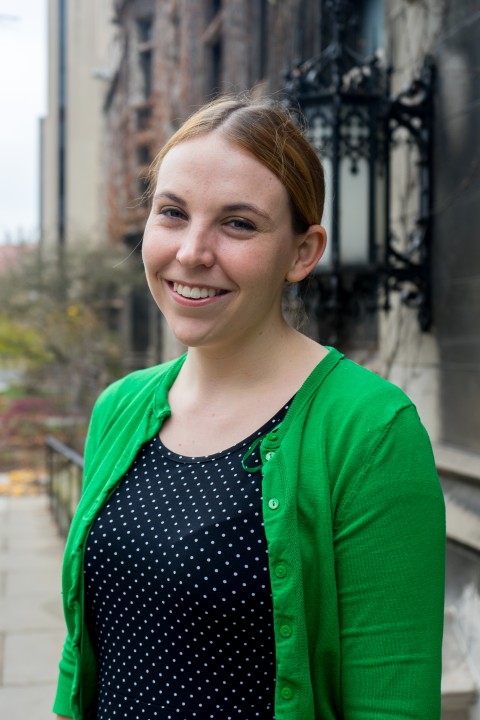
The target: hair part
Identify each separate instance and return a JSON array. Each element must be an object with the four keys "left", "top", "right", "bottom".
[{"left": 148, "top": 94, "right": 325, "bottom": 234}]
